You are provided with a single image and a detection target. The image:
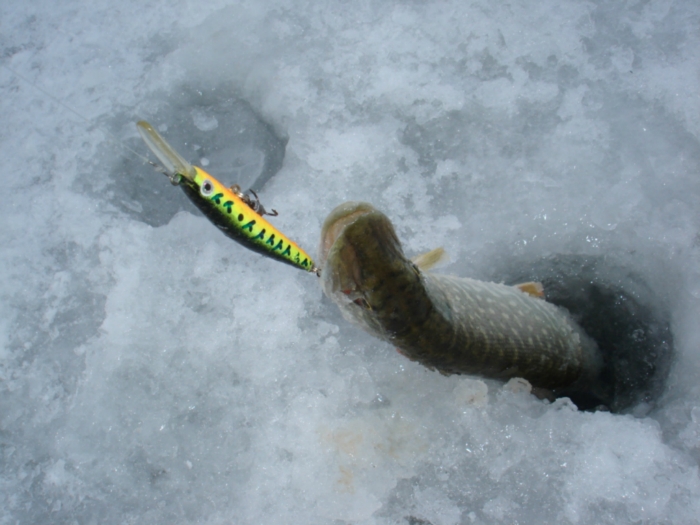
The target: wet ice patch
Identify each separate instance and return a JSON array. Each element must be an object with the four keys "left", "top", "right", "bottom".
[{"left": 190, "top": 108, "right": 219, "bottom": 131}]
